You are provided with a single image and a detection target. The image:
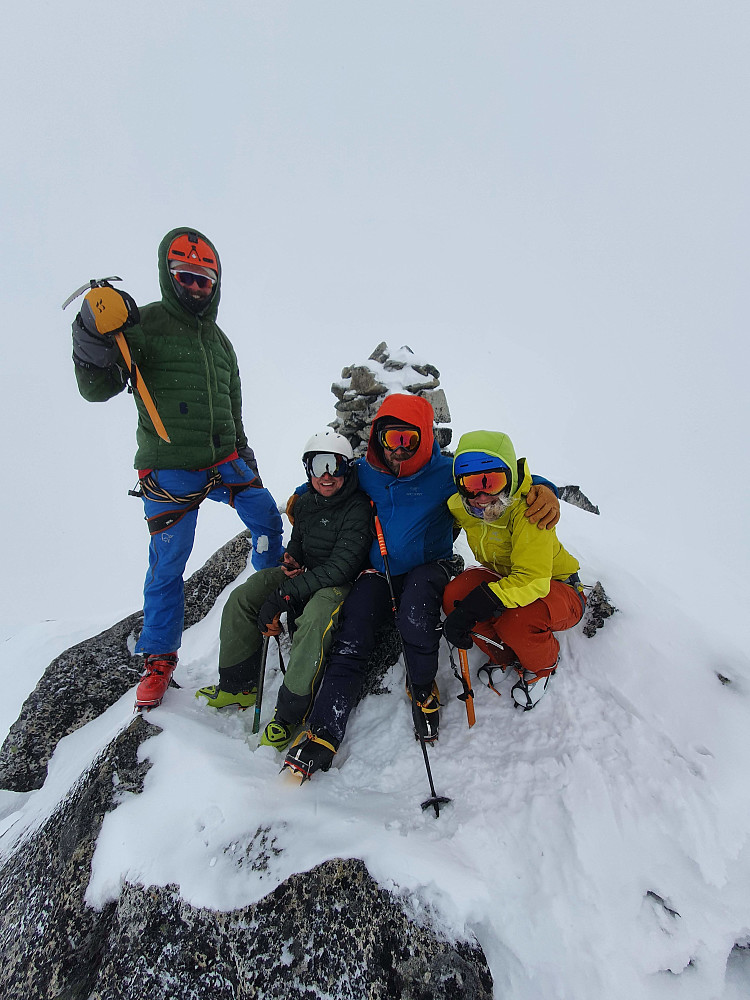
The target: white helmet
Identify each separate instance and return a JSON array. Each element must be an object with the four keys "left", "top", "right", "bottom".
[{"left": 302, "top": 429, "right": 354, "bottom": 460}]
